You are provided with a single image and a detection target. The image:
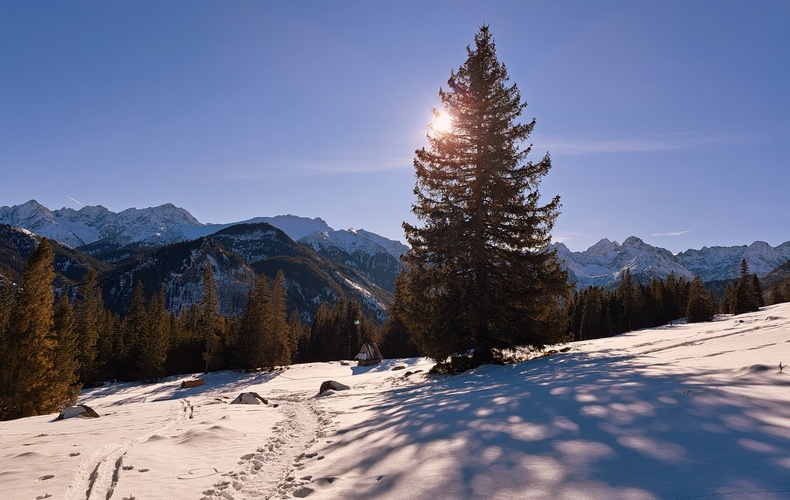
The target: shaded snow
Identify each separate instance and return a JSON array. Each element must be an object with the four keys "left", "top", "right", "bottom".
[{"left": 2, "top": 305, "right": 790, "bottom": 499}]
